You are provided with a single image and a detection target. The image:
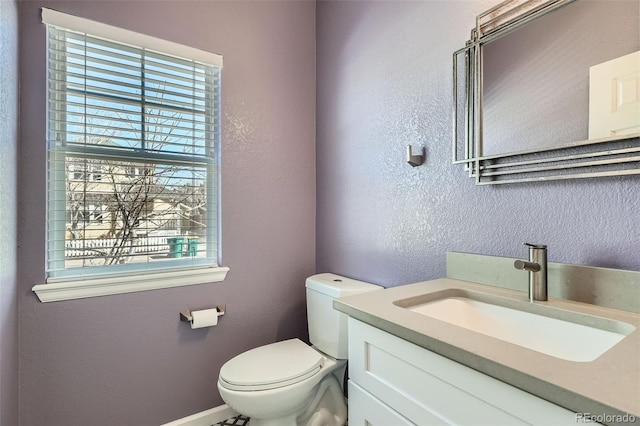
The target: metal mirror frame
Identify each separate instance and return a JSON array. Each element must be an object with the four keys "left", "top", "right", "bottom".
[{"left": 453, "top": 0, "right": 640, "bottom": 185}]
